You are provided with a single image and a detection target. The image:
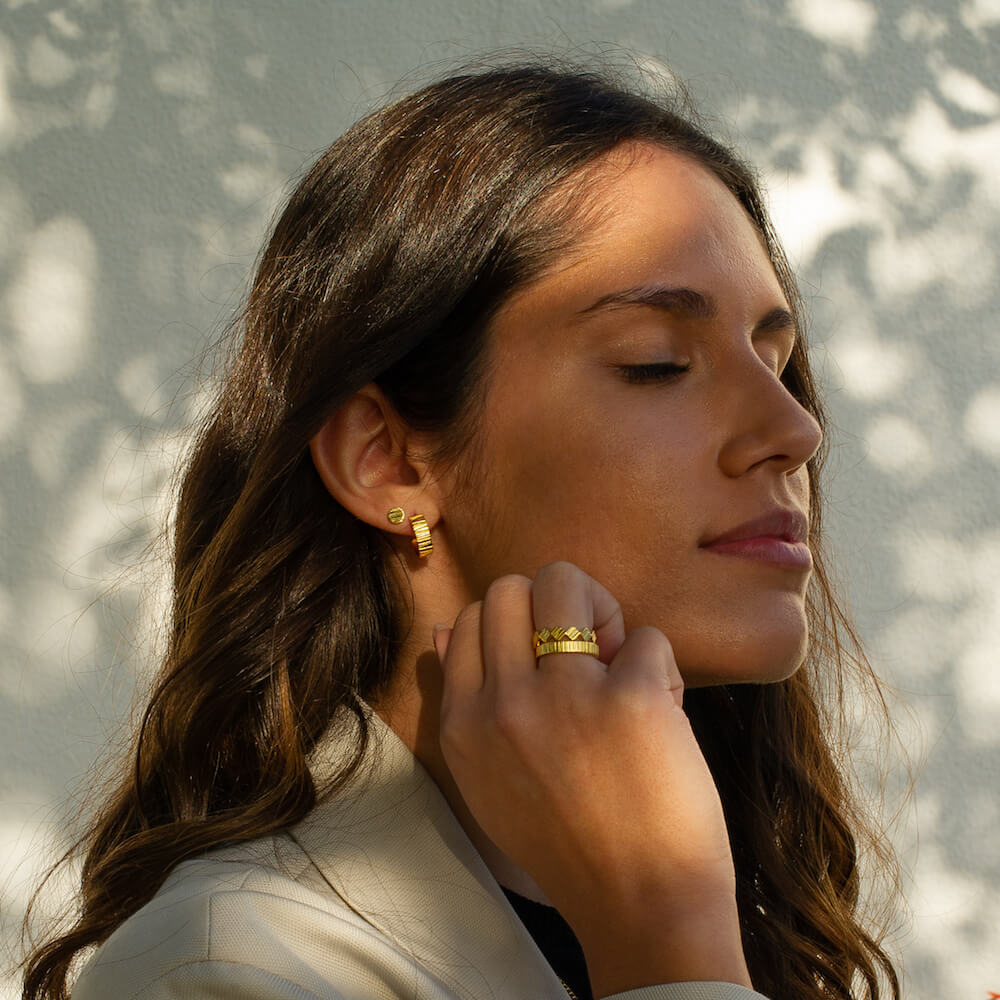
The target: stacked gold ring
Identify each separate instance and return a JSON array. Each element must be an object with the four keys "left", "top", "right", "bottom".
[{"left": 532, "top": 626, "right": 599, "bottom": 659}]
